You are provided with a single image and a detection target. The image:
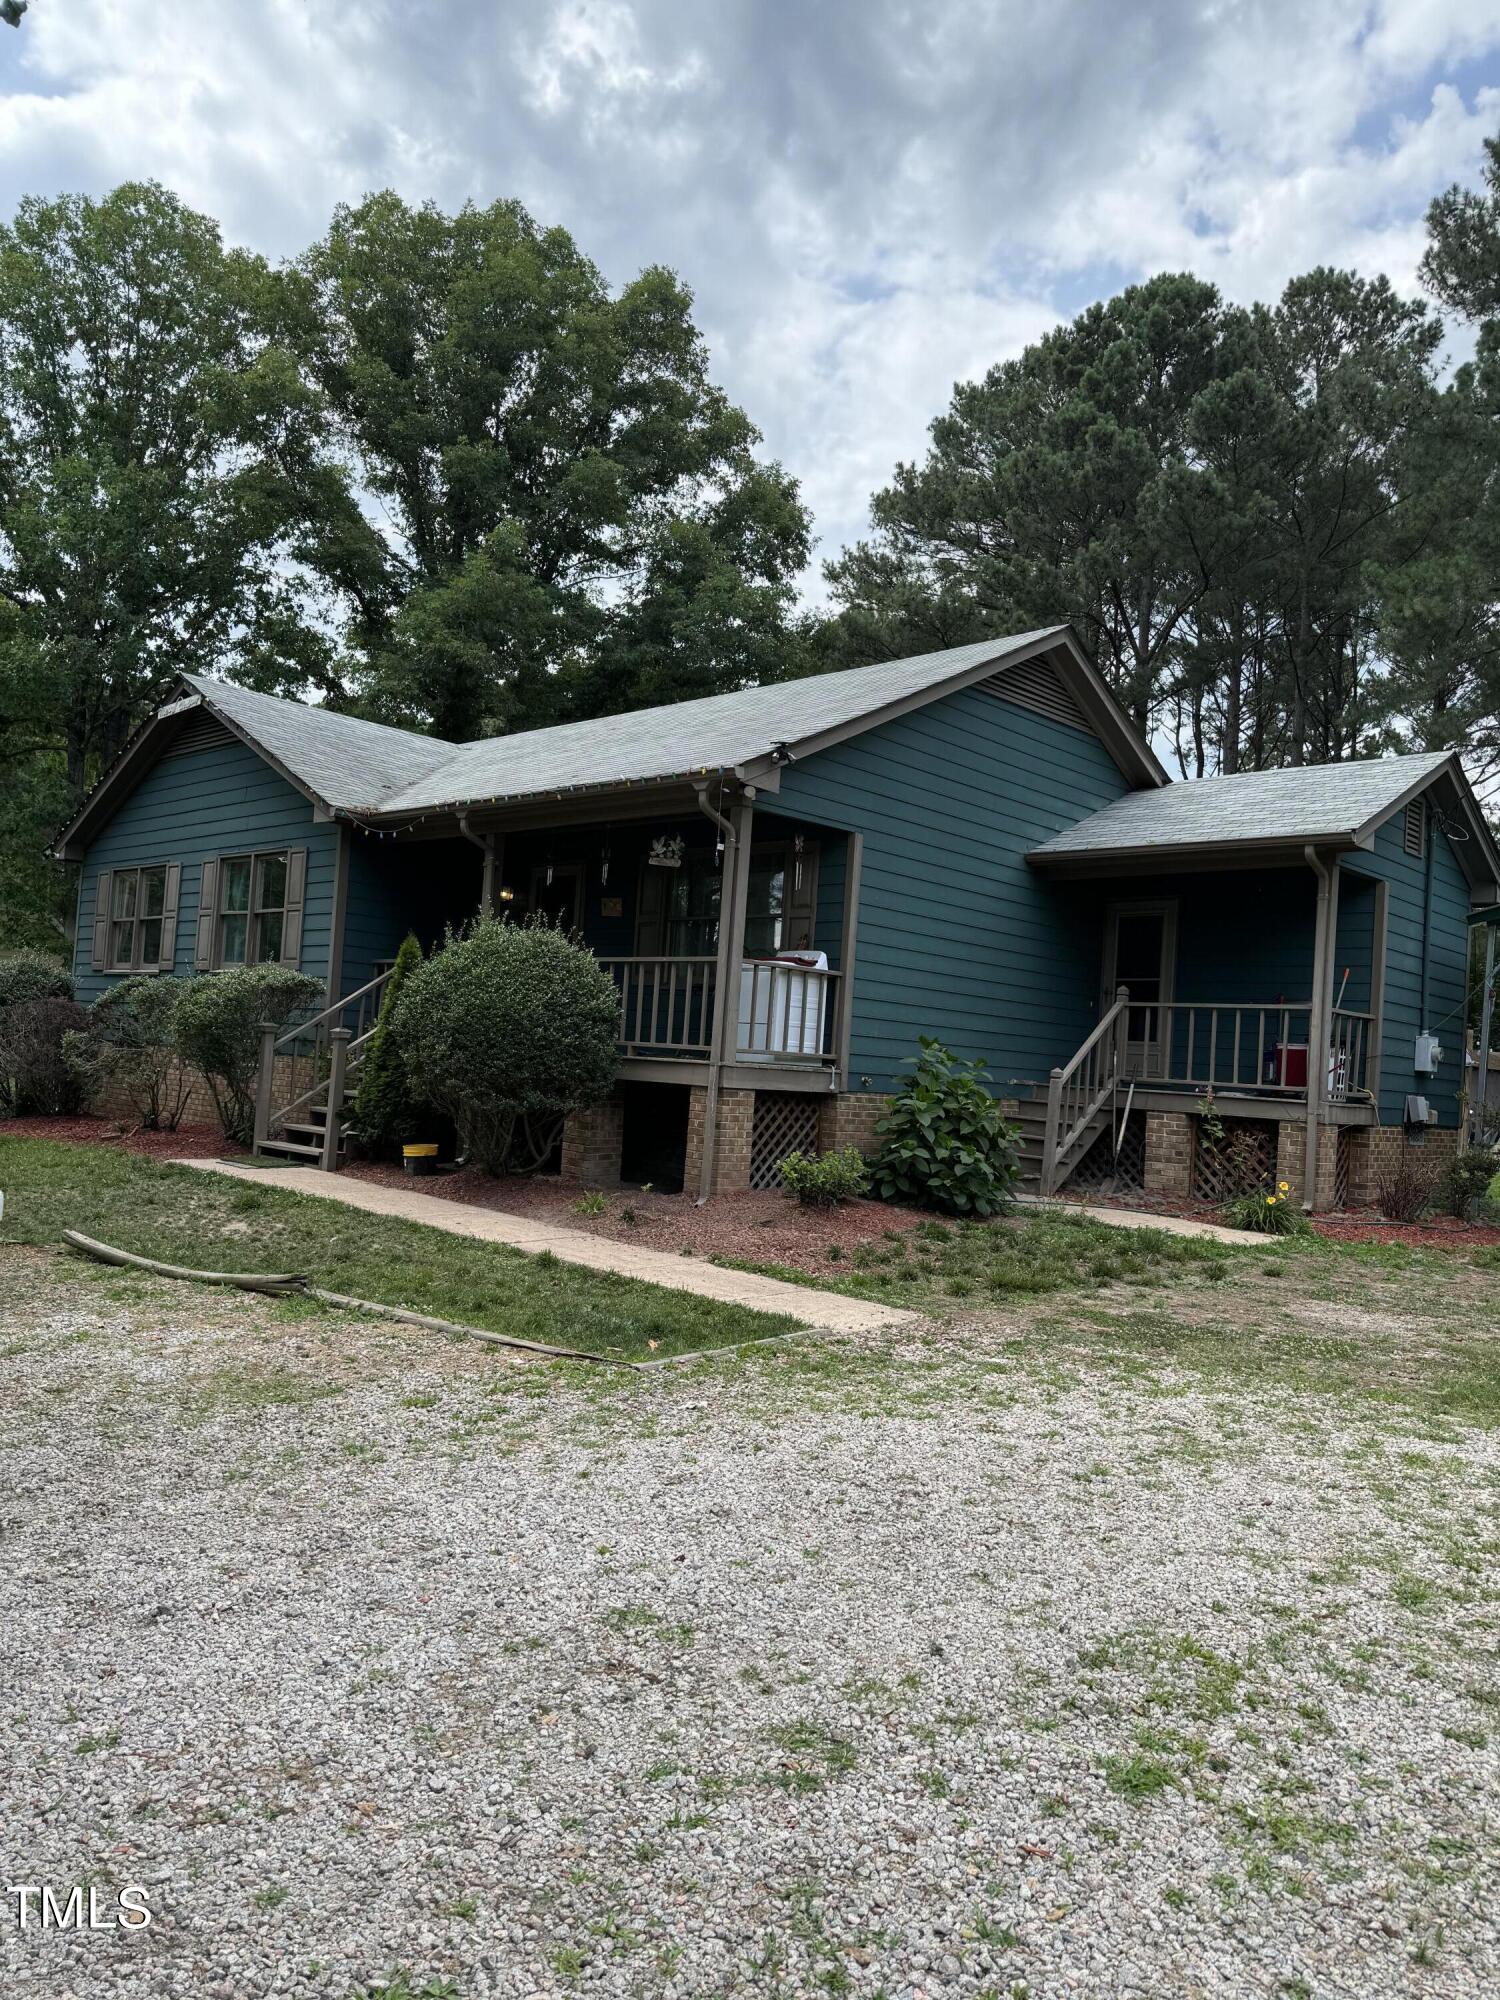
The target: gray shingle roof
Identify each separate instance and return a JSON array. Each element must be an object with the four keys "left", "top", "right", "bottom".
[
  {"left": 1030, "top": 750, "right": 1455, "bottom": 857},
  {"left": 183, "top": 674, "right": 457, "bottom": 810},
  {"left": 368, "top": 629, "right": 1064, "bottom": 814}
]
